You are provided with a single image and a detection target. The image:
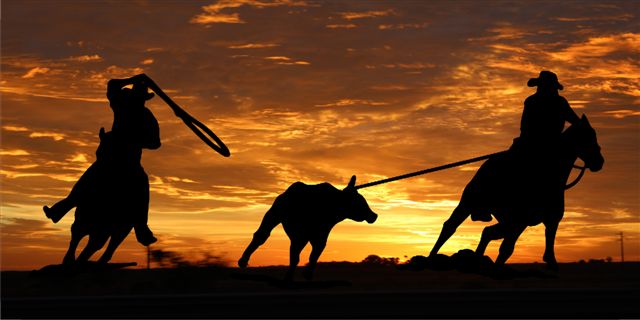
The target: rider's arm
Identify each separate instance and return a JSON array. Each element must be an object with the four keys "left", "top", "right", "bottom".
[
  {"left": 561, "top": 96, "right": 580, "bottom": 125},
  {"left": 106, "top": 74, "right": 148, "bottom": 102},
  {"left": 142, "top": 108, "right": 161, "bottom": 150}
]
